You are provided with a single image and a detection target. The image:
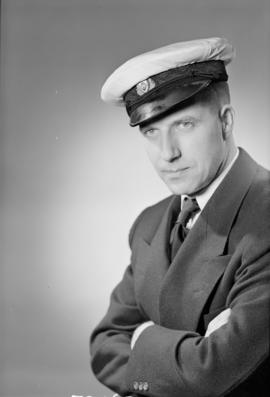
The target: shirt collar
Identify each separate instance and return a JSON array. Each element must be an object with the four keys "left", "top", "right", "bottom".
[{"left": 181, "top": 148, "right": 239, "bottom": 211}]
